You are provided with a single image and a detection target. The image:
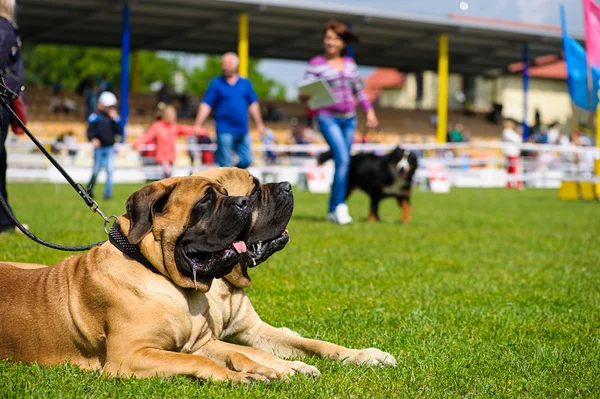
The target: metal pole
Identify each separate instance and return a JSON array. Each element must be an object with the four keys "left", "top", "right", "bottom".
[
  {"left": 238, "top": 13, "right": 249, "bottom": 78},
  {"left": 120, "top": 2, "right": 130, "bottom": 137},
  {"left": 522, "top": 43, "right": 530, "bottom": 142},
  {"left": 436, "top": 34, "right": 449, "bottom": 144}
]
